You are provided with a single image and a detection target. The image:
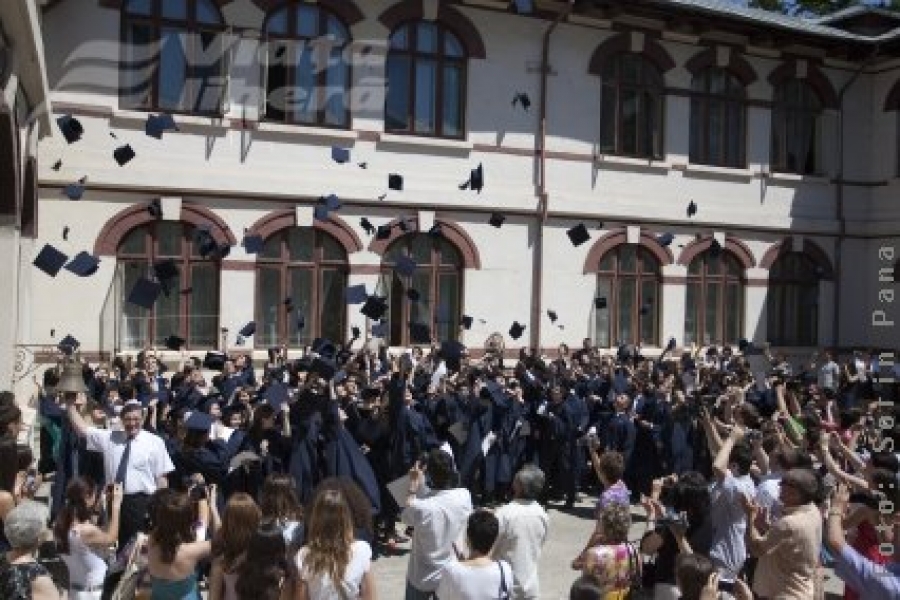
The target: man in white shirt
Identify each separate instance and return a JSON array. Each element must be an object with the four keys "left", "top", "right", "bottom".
[
  {"left": 819, "top": 352, "right": 840, "bottom": 393},
  {"left": 402, "top": 449, "right": 472, "bottom": 600},
  {"left": 491, "top": 465, "right": 549, "bottom": 600},
  {"left": 66, "top": 396, "right": 174, "bottom": 548}
]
